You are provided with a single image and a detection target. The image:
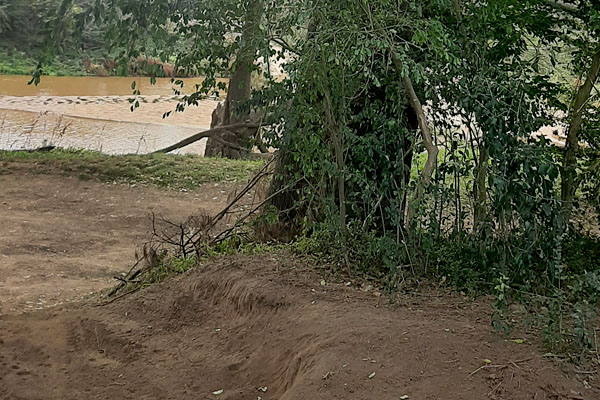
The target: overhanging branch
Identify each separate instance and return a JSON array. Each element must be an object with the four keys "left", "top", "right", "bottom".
[{"left": 153, "top": 123, "right": 259, "bottom": 154}]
